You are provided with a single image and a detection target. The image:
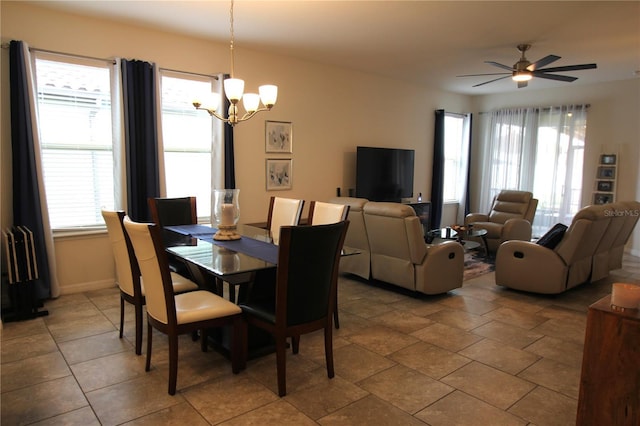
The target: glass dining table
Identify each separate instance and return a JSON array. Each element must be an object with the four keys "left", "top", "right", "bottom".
[
  {"left": 165, "top": 224, "right": 275, "bottom": 279},
  {"left": 163, "top": 223, "right": 278, "bottom": 357}
]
